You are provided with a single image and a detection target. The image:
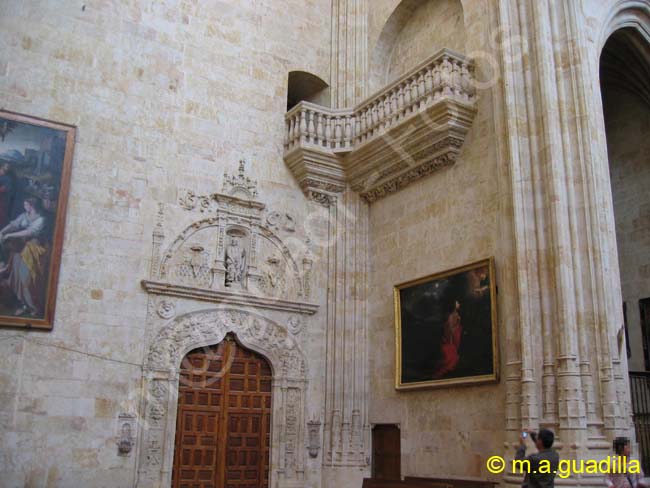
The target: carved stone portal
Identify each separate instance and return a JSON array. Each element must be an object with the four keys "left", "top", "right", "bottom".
[{"left": 136, "top": 309, "right": 307, "bottom": 488}]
